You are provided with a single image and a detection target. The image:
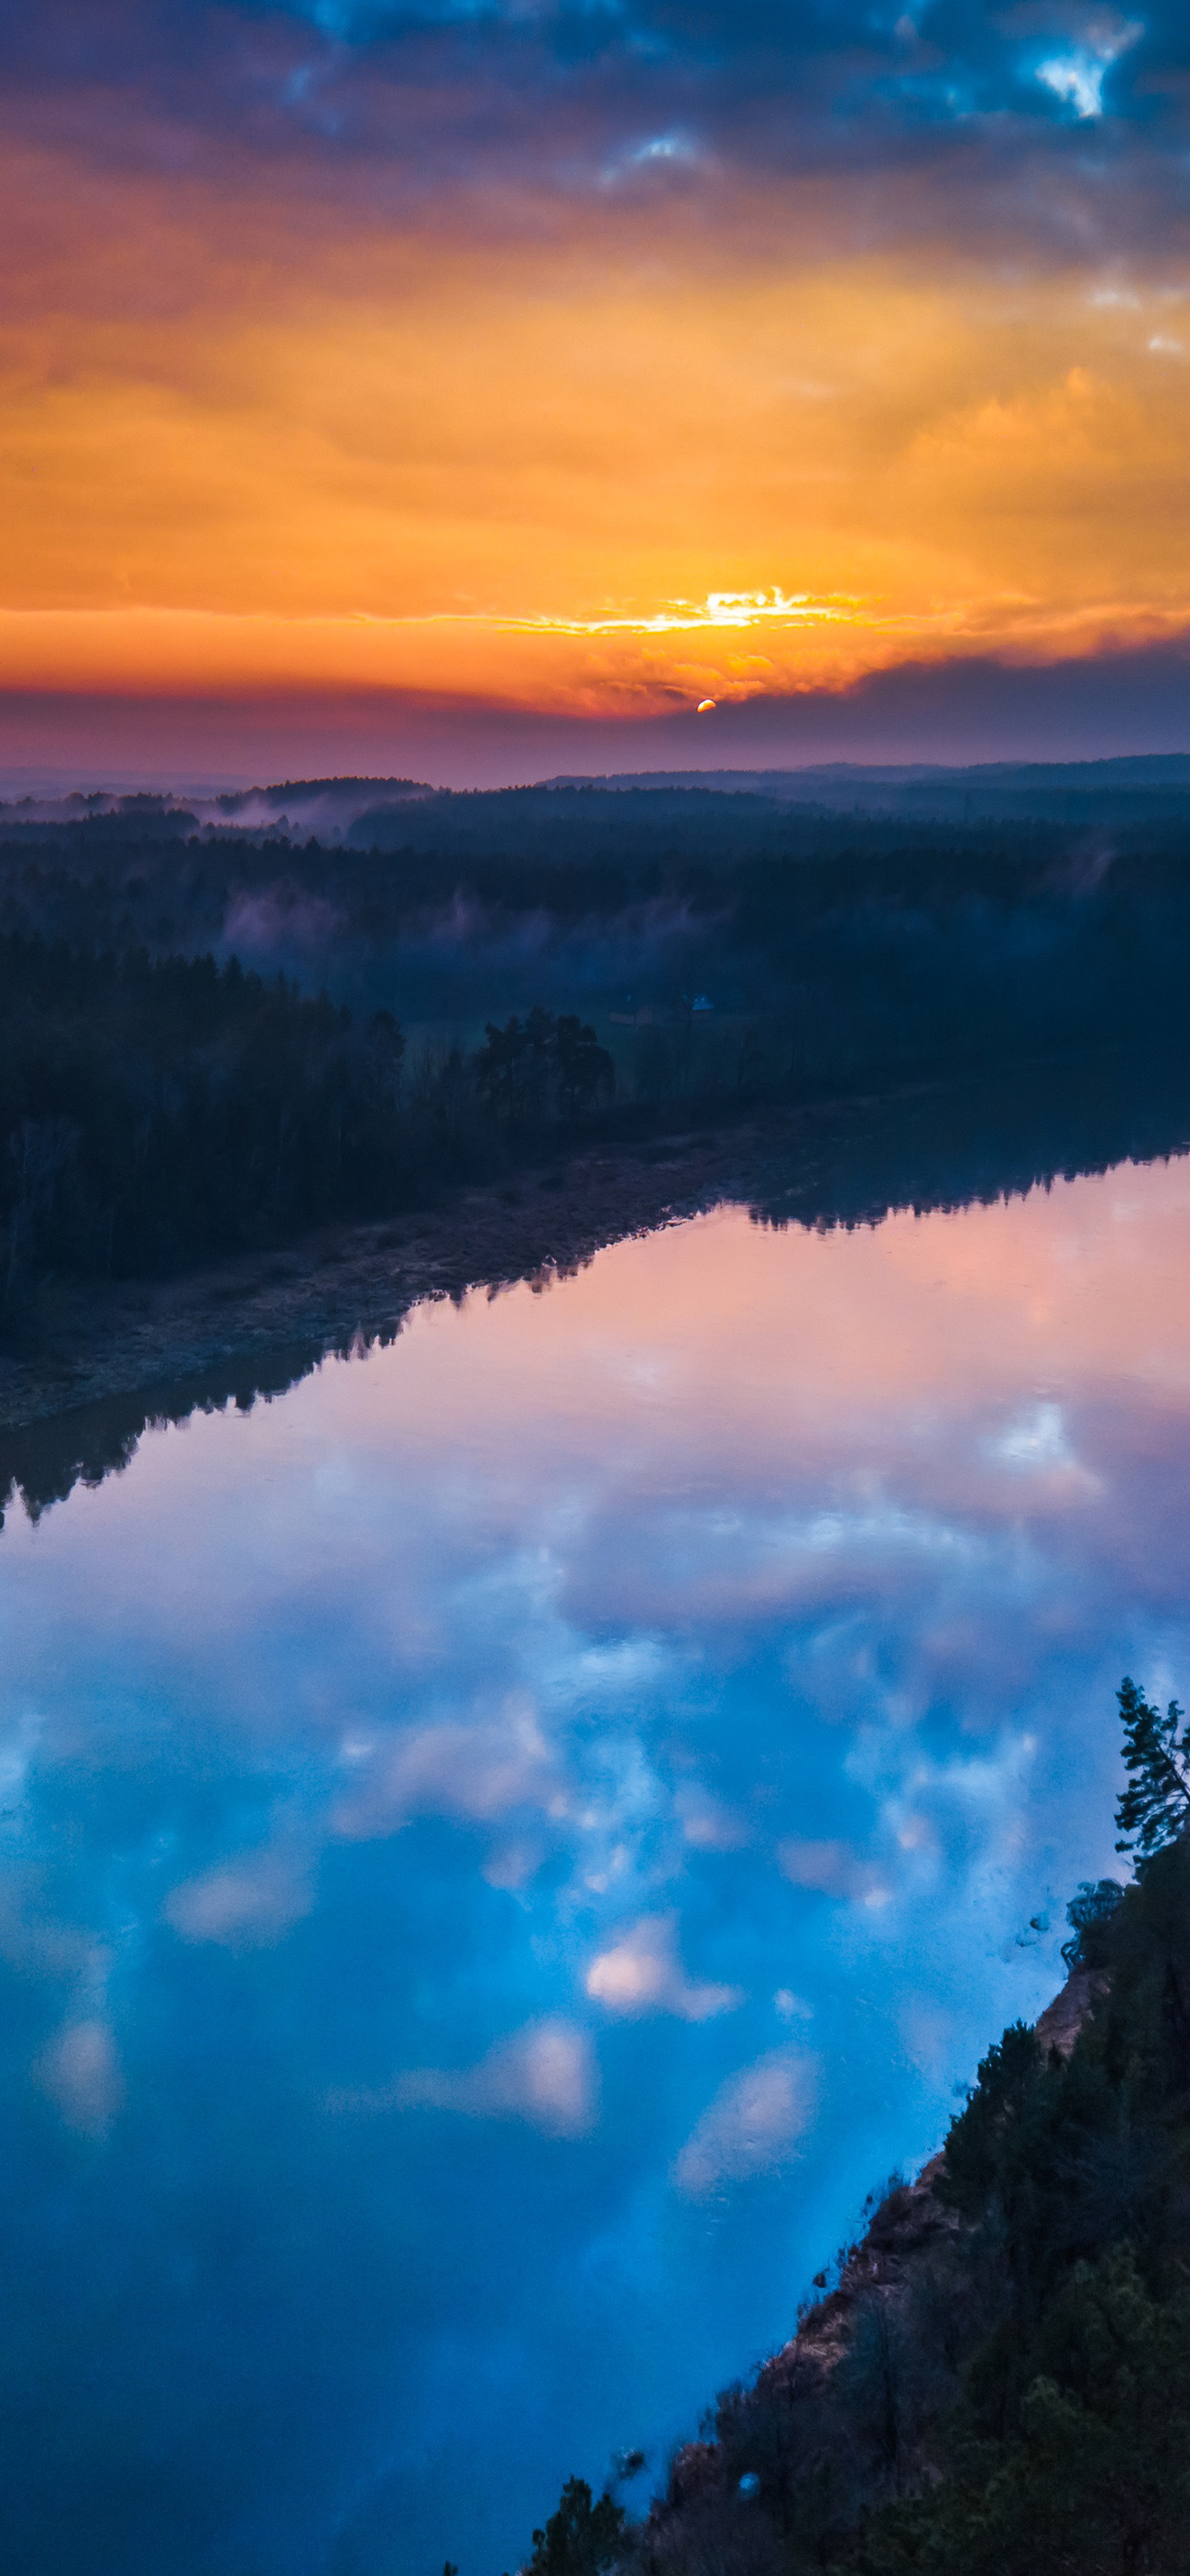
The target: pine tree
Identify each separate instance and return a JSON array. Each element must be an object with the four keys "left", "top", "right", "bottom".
[
  {"left": 1114, "top": 1675, "right": 1190, "bottom": 1862},
  {"left": 527, "top": 2479, "right": 627, "bottom": 2576}
]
